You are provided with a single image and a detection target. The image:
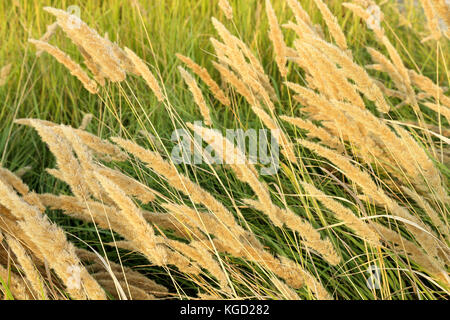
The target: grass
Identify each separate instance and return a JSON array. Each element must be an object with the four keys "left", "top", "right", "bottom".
[{"left": 0, "top": 0, "right": 448, "bottom": 300}]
